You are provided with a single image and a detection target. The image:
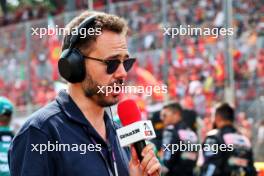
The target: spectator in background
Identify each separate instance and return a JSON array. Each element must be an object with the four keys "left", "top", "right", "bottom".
[
  {"left": 161, "top": 102, "right": 198, "bottom": 176},
  {"left": 200, "top": 103, "right": 256, "bottom": 176},
  {"left": 0, "top": 96, "right": 14, "bottom": 176}
]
